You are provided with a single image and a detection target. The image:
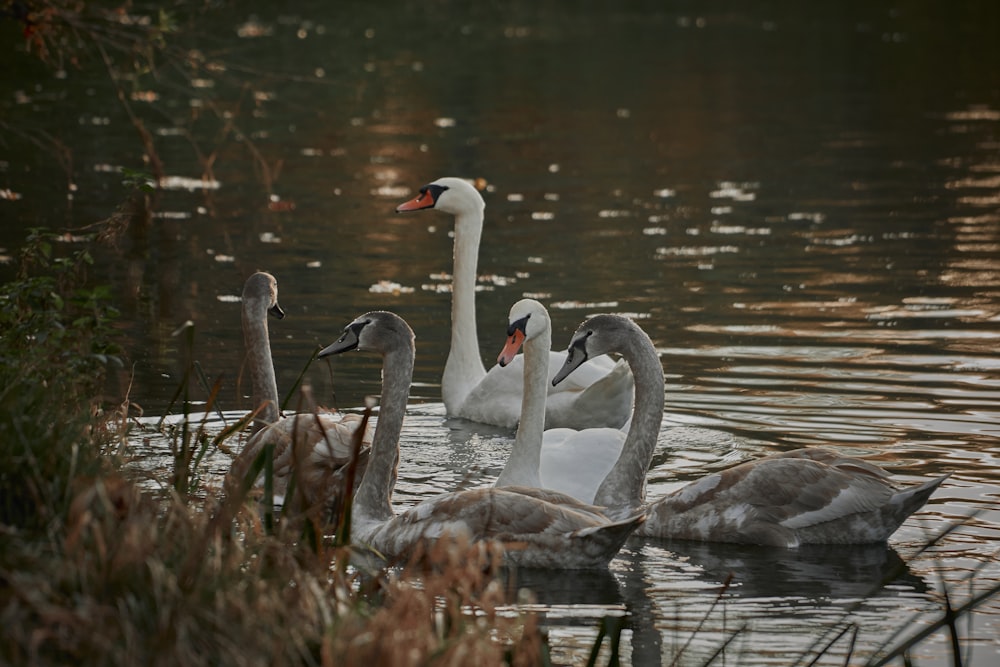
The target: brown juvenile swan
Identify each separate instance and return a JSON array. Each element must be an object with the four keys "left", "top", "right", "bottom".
[{"left": 226, "top": 272, "right": 372, "bottom": 516}]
